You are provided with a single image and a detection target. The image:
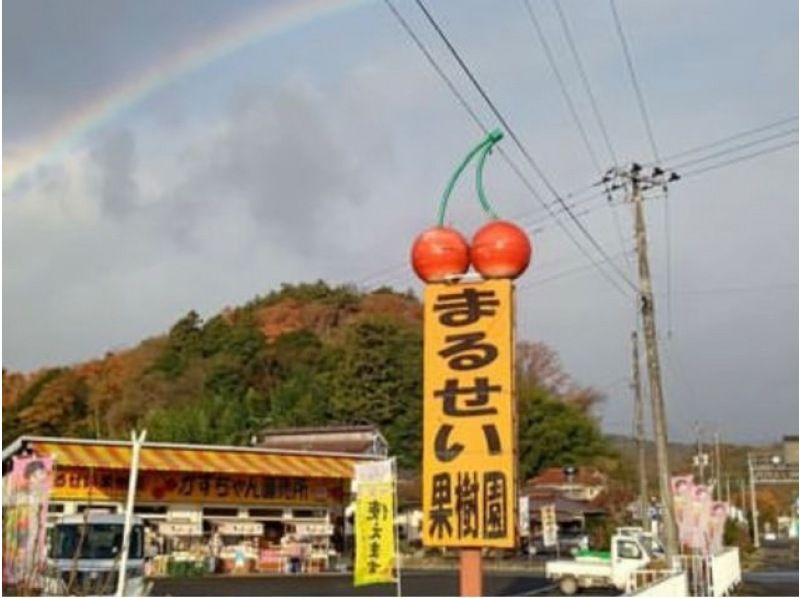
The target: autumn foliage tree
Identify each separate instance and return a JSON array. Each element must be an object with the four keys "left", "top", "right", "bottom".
[{"left": 3, "top": 282, "right": 613, "bottom": 479}]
